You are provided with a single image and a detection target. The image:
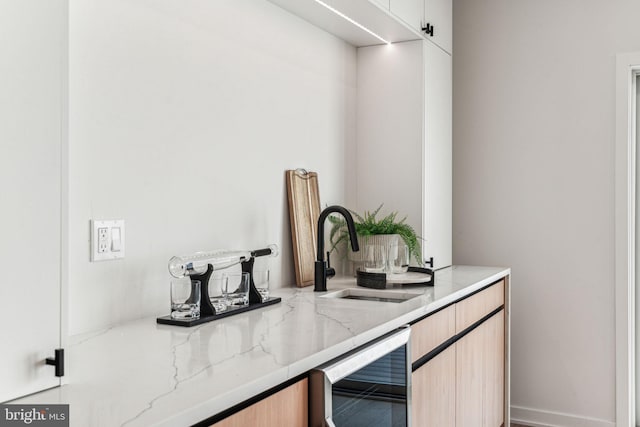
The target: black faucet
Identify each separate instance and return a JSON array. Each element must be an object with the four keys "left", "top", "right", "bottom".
[{"left": 314, "top": 205, "right": 360, "bottom": 292}]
